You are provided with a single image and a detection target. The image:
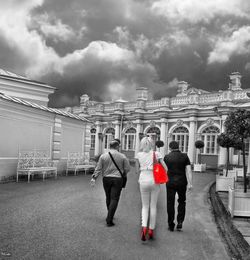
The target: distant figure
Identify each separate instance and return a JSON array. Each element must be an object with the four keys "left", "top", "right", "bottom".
[
  {"left": 163, "top": 141, "right": 193, "bottom": 232},
  {"left": 135, "top": 137, "right": 168, "bottom": 241},
  {"left": 90, "top": 140, "right": 130, "bottom": 227}
]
